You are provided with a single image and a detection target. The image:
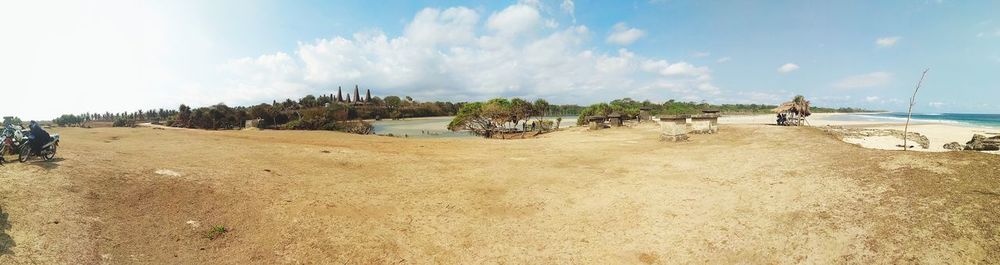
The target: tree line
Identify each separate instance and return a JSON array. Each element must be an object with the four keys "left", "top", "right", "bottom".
[
  {"left": 574, "top": 97, "right": 880, "bottom": 125},
  {"left": 48, "top": 94, "right": 471, "bottom": 134},
  {"left": 49, "top": 91, "right": 591, "bottom": 134},
  {"left": 49, "top": 92, "right": 879, "bottom": 135}
]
